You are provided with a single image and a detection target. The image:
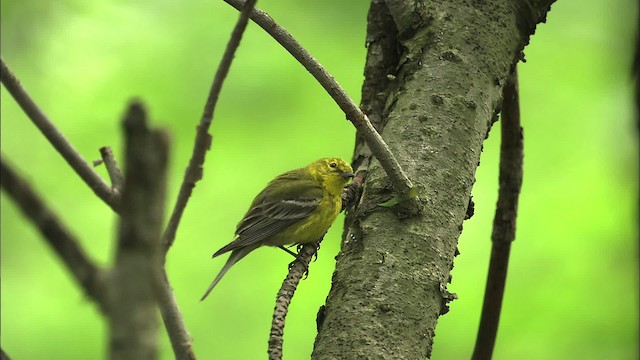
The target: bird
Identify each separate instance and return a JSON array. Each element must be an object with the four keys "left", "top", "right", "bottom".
[{"left": 201, "top": 157, "right": 354, "bottom": 301}]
